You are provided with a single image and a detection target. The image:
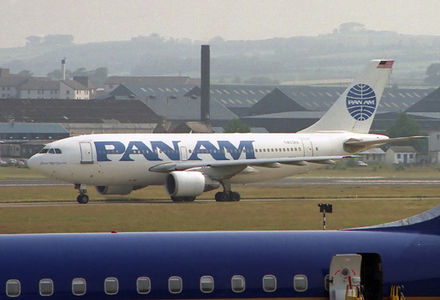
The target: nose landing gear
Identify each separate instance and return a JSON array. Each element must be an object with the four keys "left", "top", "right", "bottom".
[{"left": 75, "top": 184, "right": 89, "bottom": 204}]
